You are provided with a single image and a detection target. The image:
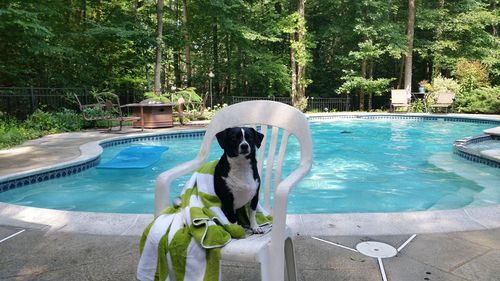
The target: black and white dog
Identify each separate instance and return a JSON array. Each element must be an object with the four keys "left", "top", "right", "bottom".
[{"left": 214, "top": 127, "right": 265, "bottom": 234}]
